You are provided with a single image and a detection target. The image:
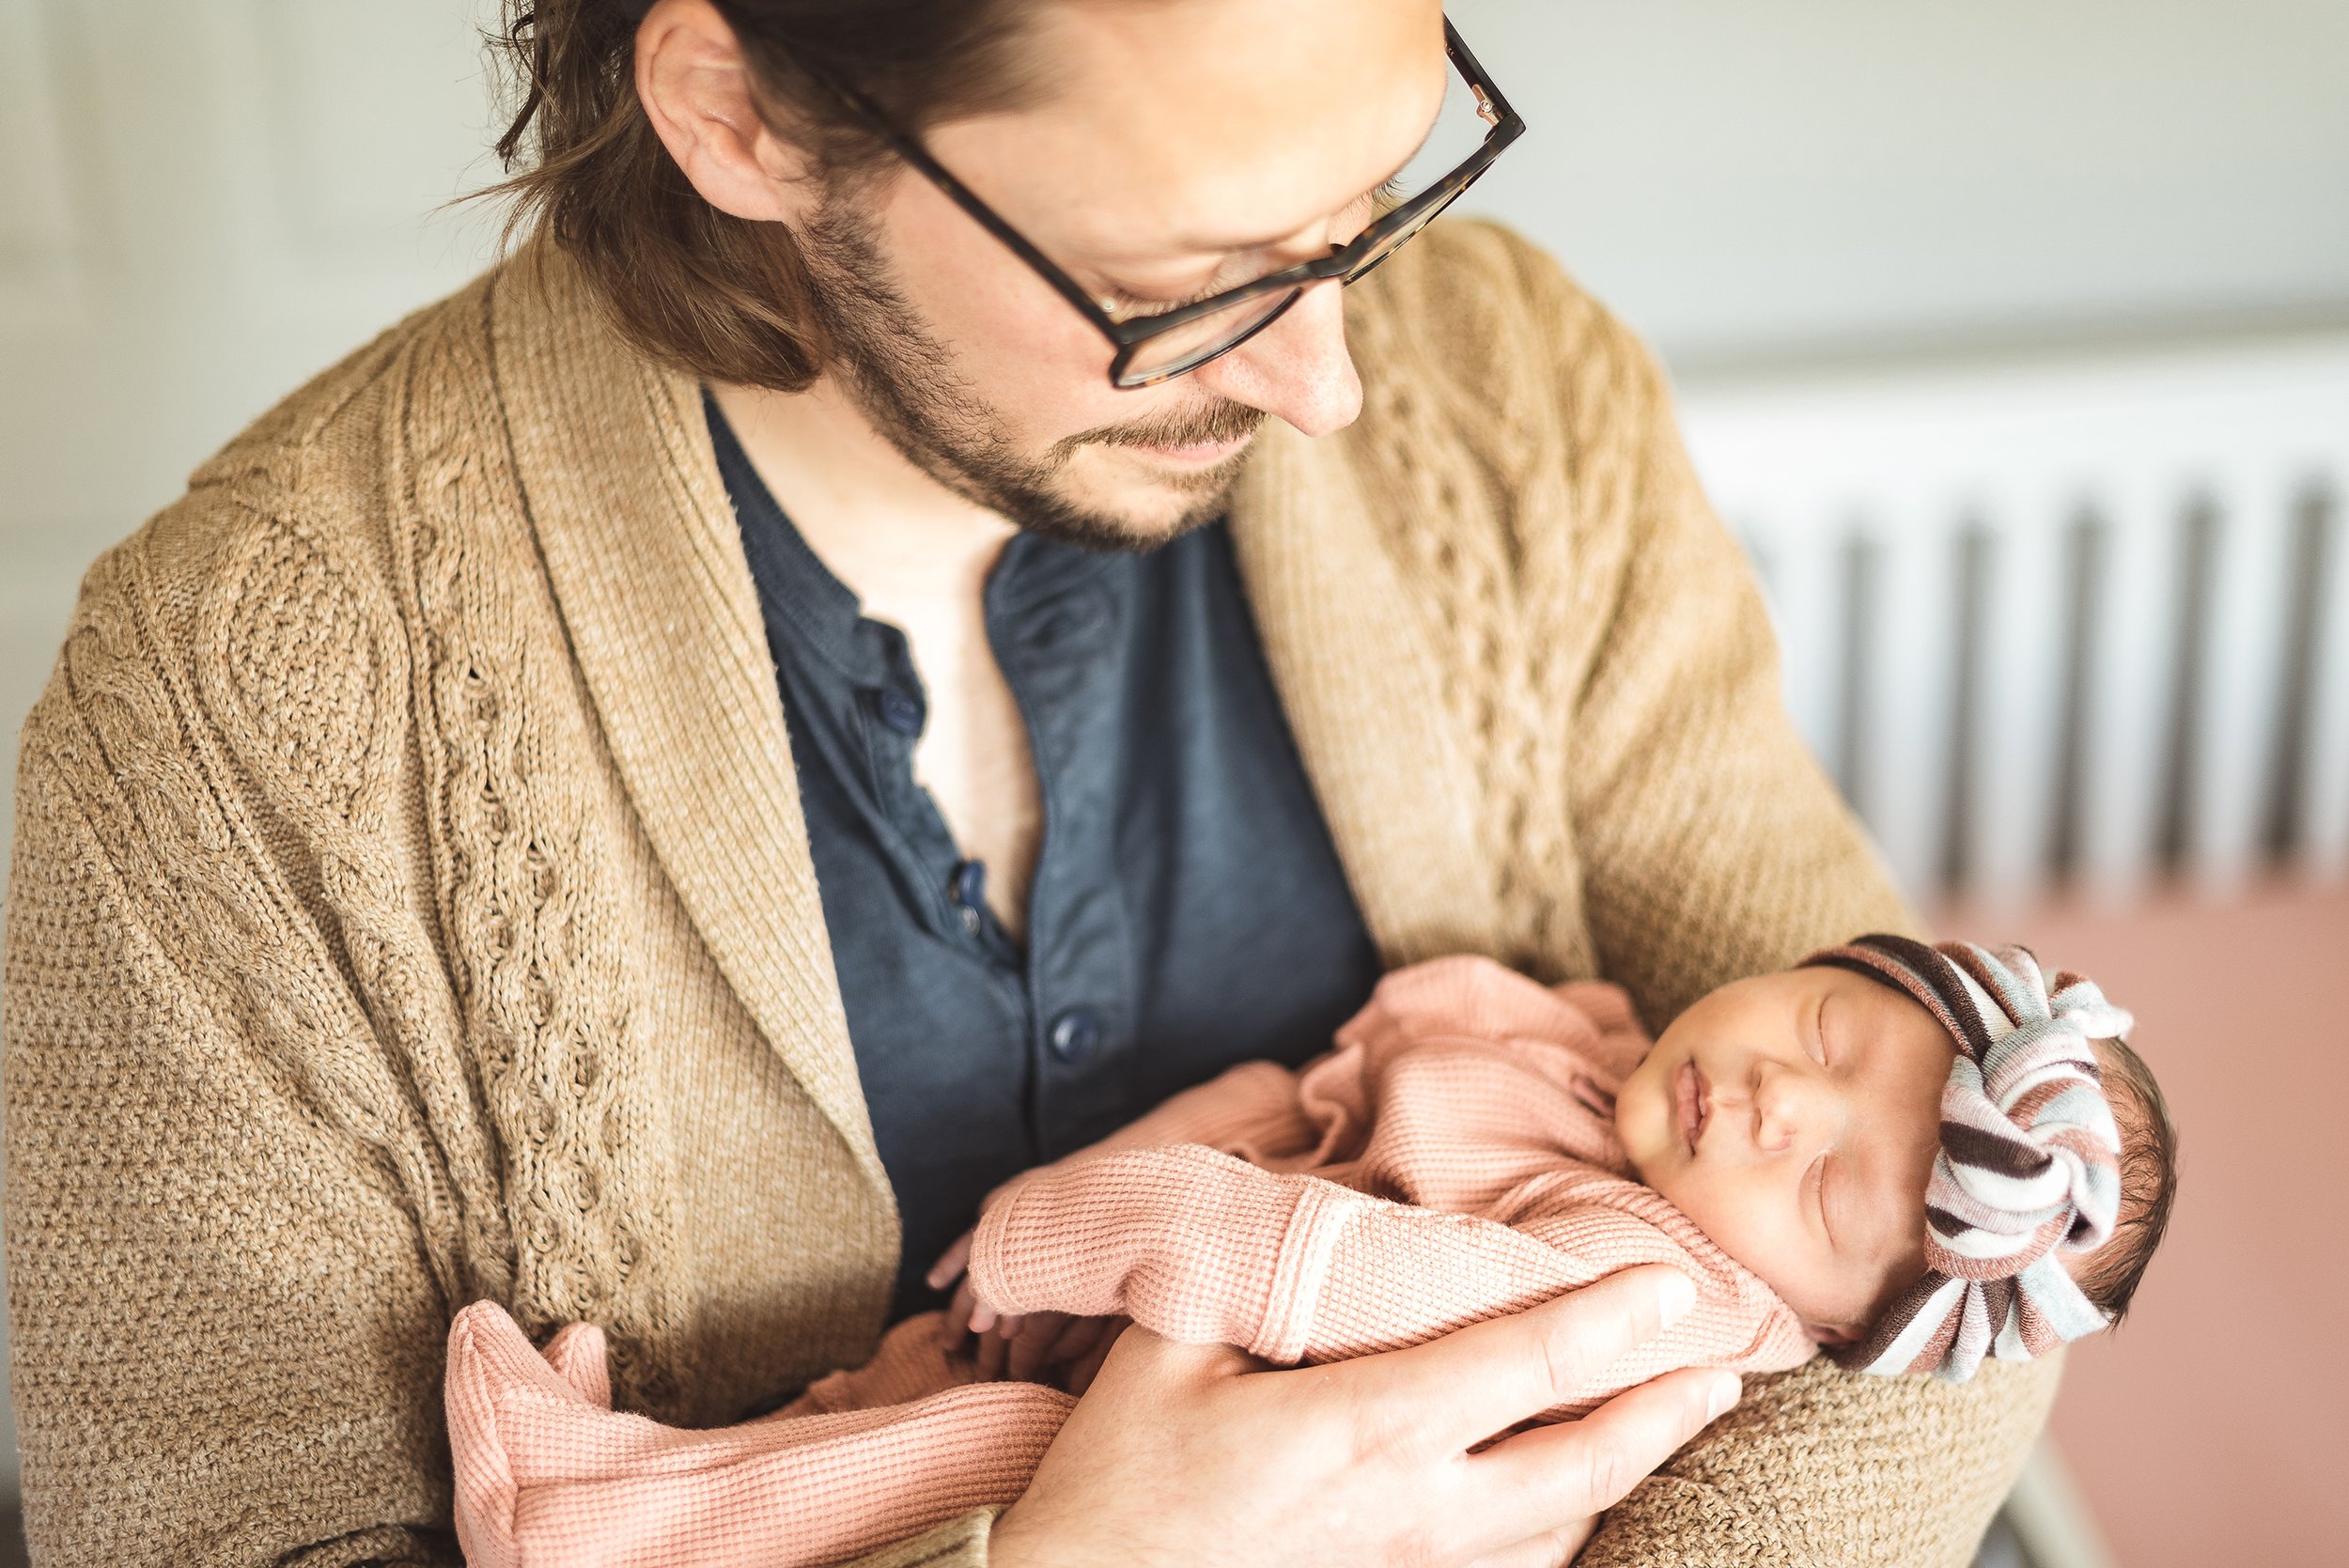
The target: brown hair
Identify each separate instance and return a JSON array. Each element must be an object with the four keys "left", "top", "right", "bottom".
[
  {"left": 2077, "top": 1033, "right": 2179, "bottom": 1324},
  {"left": 486, "top": 0, "right": 1048, "bottom": 391}
]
